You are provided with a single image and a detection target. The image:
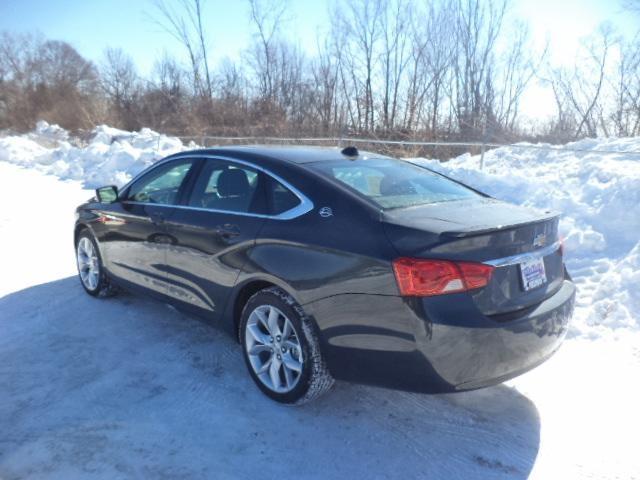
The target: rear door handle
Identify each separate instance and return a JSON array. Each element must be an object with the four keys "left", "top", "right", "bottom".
[{"left": 215, "top": 223, "right": 240, "bottom": 238}]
